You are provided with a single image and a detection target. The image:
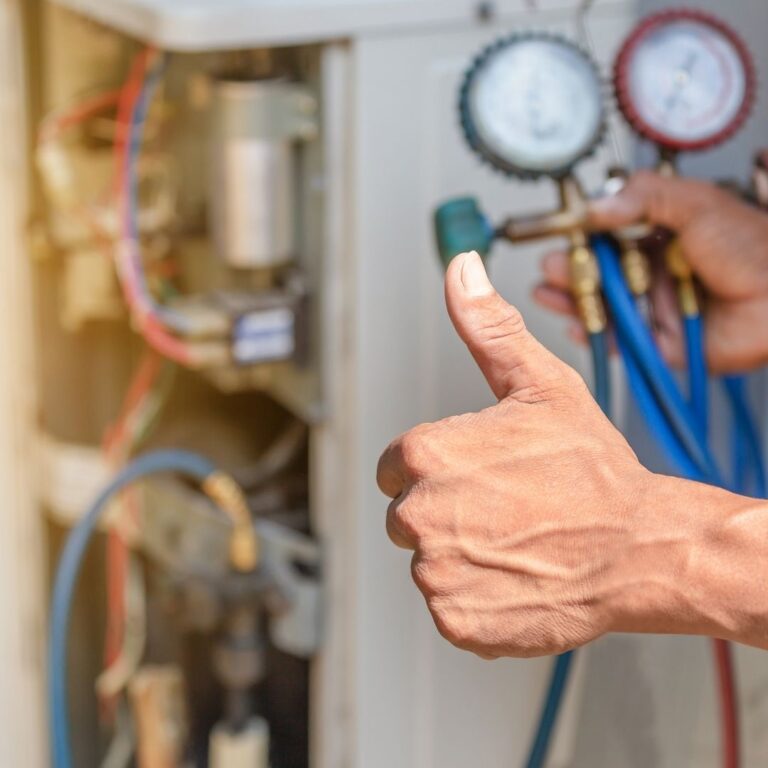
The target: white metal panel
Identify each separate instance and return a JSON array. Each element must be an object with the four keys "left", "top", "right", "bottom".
[
  {"left": 51, "top": 0, "right": 631, "bottom": 51},
  {"left": 0, "top": 2, "right": 47, "bottom": 766},
  {"left": 350, "top": 6, "right": 634, "bottom": 767}
]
